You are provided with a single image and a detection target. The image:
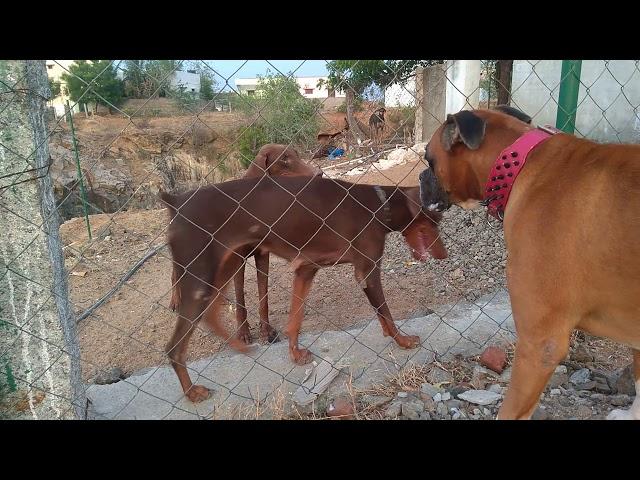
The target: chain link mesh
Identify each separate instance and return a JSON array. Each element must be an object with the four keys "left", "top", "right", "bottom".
[{"left": 1, "top": 59, "right": 637, "bottom": 420}]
